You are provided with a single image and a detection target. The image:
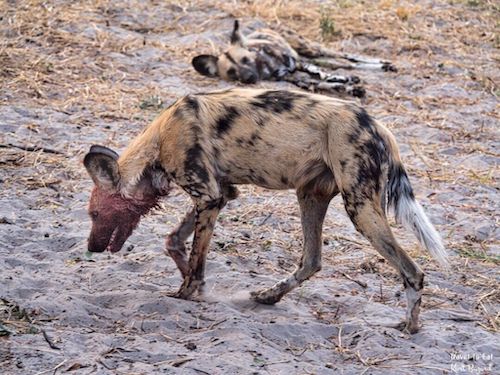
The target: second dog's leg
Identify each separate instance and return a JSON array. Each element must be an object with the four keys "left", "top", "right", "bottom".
[
  {"left": 299, "top": 61, "right": 361, "bottom": 84},
  {"left": 251, "top": 190, "right": 334, "bottom": 304}
]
